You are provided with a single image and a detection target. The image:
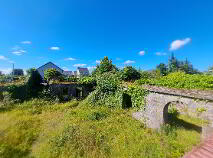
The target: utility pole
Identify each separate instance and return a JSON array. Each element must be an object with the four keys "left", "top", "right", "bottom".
[{"left": 12, "top": 63, "right": 14, "bottom": 76}]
